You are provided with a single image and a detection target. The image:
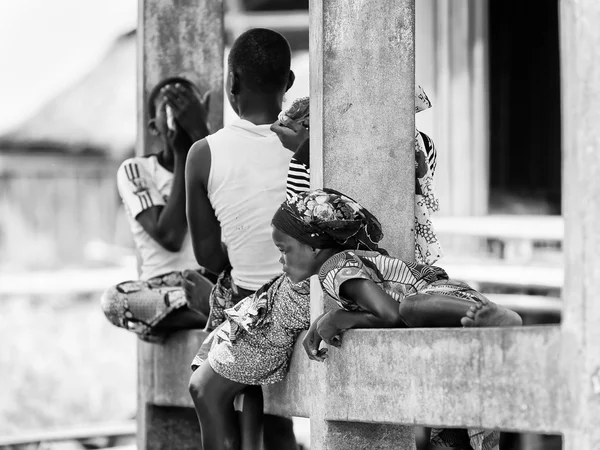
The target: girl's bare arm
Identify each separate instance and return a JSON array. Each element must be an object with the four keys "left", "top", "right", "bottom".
[{"left": 335, "top": 278, "right": 406, "bottom": 328}]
